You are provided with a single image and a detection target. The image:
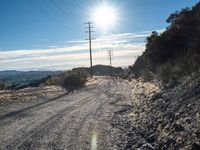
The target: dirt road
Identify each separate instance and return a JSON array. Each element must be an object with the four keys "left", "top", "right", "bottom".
[{"left": 0, "top": 77, "right": 133, "bottom": 150}]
